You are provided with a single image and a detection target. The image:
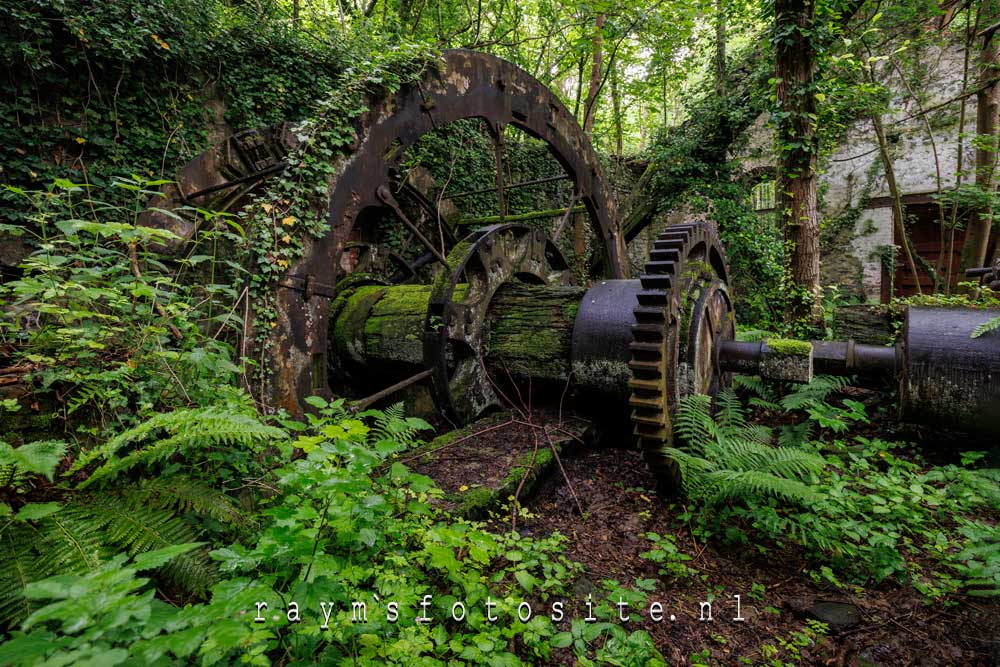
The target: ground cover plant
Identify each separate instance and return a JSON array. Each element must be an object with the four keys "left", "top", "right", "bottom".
[{"left": 3, "top": 0, "right": 1000, "bottom": 664}]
